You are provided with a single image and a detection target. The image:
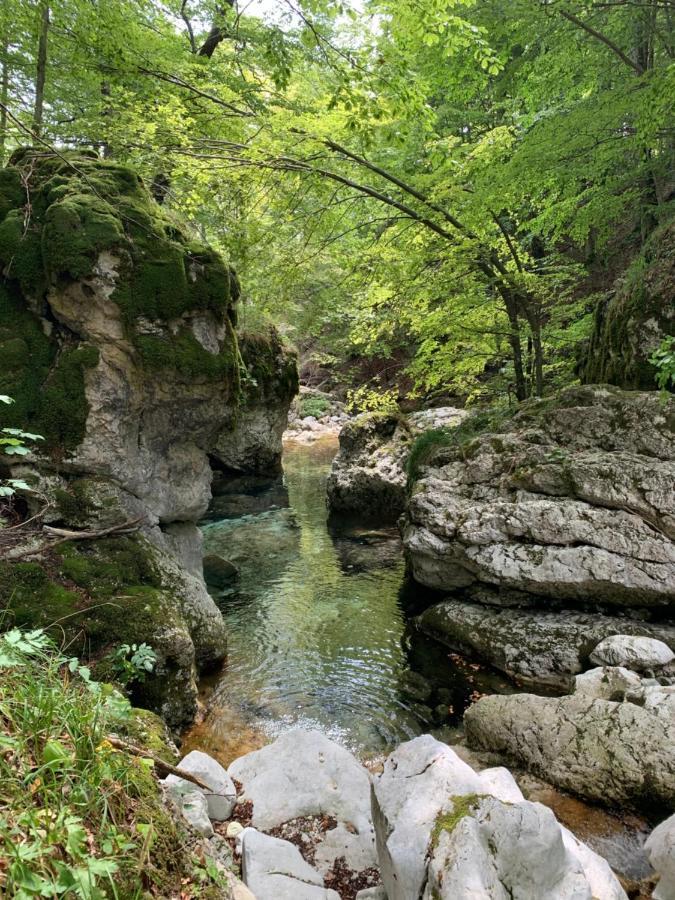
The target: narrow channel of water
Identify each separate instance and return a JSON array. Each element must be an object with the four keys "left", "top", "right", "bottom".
[
  {"left": 188, "top": 435, "right": 512, "bottom": 760},
  {"left": 184, "top": 434, "right": 652, "bottom": 882}
]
